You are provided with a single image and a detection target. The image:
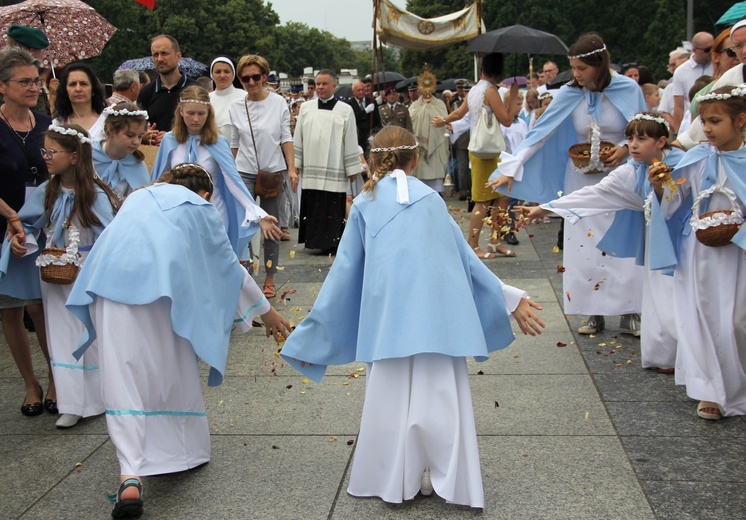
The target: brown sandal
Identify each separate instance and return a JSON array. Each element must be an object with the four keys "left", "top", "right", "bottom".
[{"left": 262, "top": 284, "right": 276, "bottom": 298}]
